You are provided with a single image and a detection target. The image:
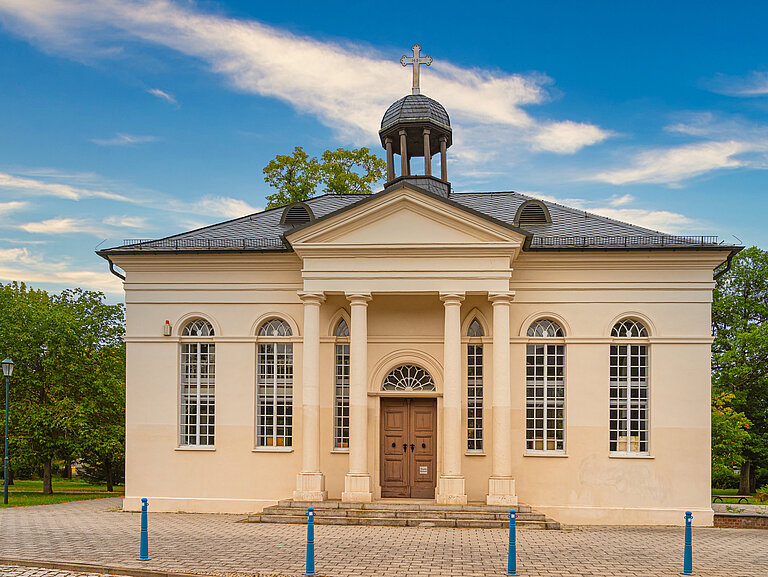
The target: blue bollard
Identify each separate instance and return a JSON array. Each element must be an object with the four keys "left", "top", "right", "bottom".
[
  {"left": 506, "top": 509, "right": 518, "bottom": 576},
  {"left": 681, "top": 510, "right": 693, "bottom": 575},
  {"left": 138, "top": 498, "right": 151, "bottom": 561},
  {"left": 305, "top": 506, "right": 316, "bottom": 576}
]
